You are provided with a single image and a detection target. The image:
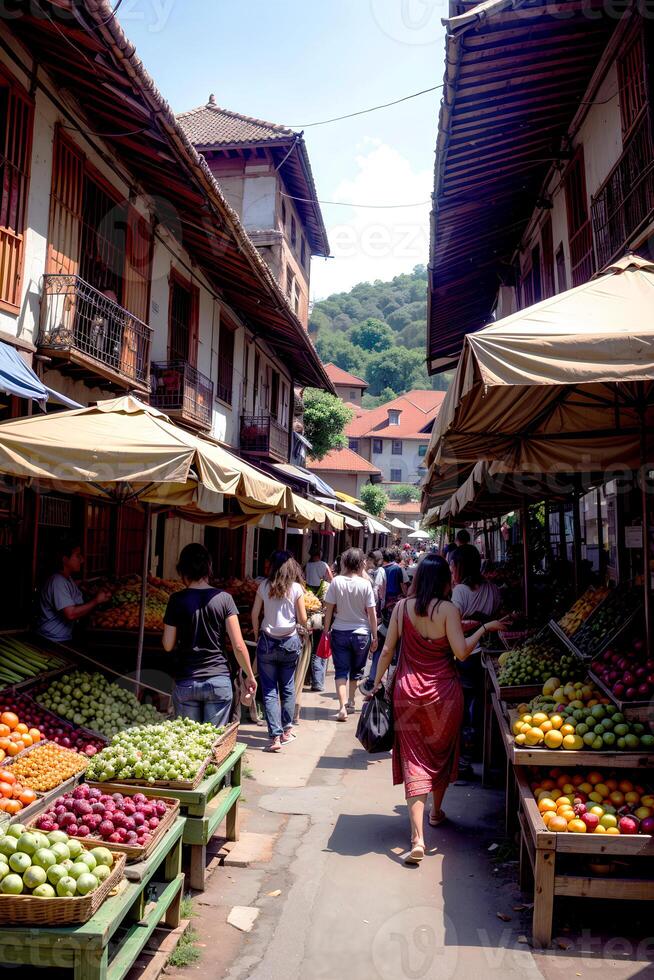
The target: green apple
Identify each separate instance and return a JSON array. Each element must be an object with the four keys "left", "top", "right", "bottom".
[
  {"left": 32, "top": 883, "right": 56, "bottom": 898},
  {"left": 47, "top": 831, "right": 69, "bottom": 845},
  {"left": 90, "top": 847, "right": 113, "bottom": 868},
  {"left": 0, "top": 837, "right": 17, "bottom": 857},
  {"left": 23, "top": 866, "right": 47, "bottom": 890},
  {"left": 16, "top": 833, "right": 39, "bottom": 856},
  {"left": 31, "top": 833, "right": 50, "bottom": 851},
  {"left": 67, "top": 839, "right": 84, "bottom": 860},
  {"left": 68, "top": 862, "right": 90, "bottom": 881},
  {"left": 600, "top": 813, "right": 618, "bottom": 829},
  {"left": 46, "top": 864, "right": 69, "bottom": 887},
  {"left": 8, "top": 852, "right": 31, "bottom": 874},
  {"left": 6, "top": 824, "right": 25, "bottom": 840},
  {"left": 56, "top": 876, "right": 77, "bottom": 897},
  {"left": 33, "top": 848, "right": 57, "bottom": 870},
  {"left": 50, "top": 842, "right": 70, "bottom": 862},
  {"left": 79, "top": 852, "right": 96, "bottom": 872},
  {"left": 1, "top": 874, "right": 23, "bottom": 894},
  {"left": 75, "top": 873, "right": 98, "bottom": 896},
  {"left": 93, "top": 864, "right": 111, "bottom": 883}
]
